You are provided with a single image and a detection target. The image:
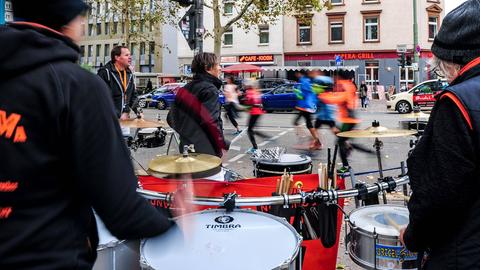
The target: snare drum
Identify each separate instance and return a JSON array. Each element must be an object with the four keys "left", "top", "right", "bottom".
[
  {"left": 93, "top": 215, "right": 140, "bottom": 270},
  {"left": 348, "top": 205, "right": 417, "bottom": 270},
  {"left": 140, "top": 209, "right": 302, "bottom": 270},
  {"left": 254, "top": 154, "right": 312, "bottom": 177},
  {"left": 137, "top": 128, "right": 166, "bottom": 148}
]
